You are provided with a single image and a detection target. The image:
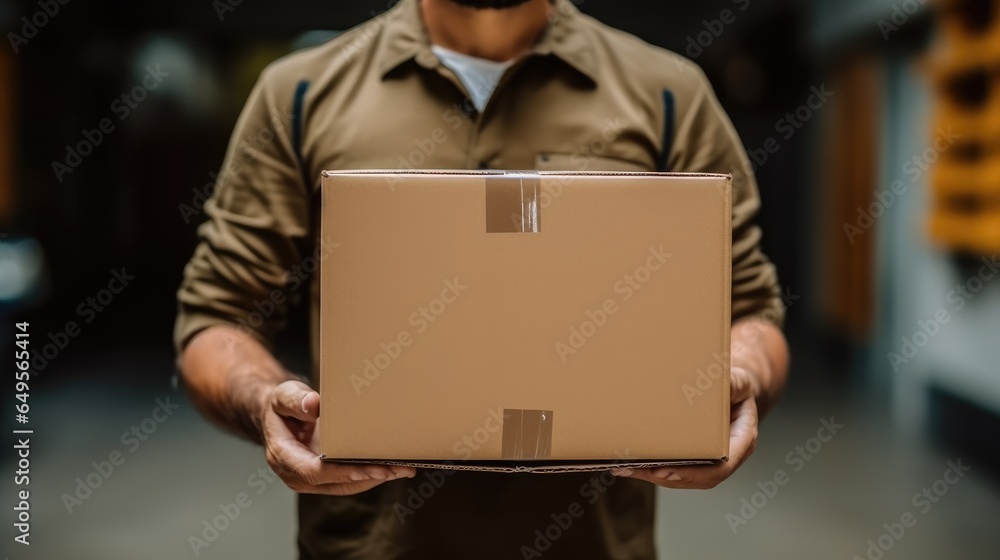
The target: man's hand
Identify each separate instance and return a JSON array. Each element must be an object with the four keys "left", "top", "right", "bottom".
[
  {"left": 261, "top": 380, "right": 417, "bottom": 496},
  {"left": 180, "top": 326, "right": 416, "bottom": 497},
  {"left": 614, "top": 368, "right": 759, "bottom": 489},
  {"left": 614, "top": 318, "right": 788, "bottom": 489}
]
